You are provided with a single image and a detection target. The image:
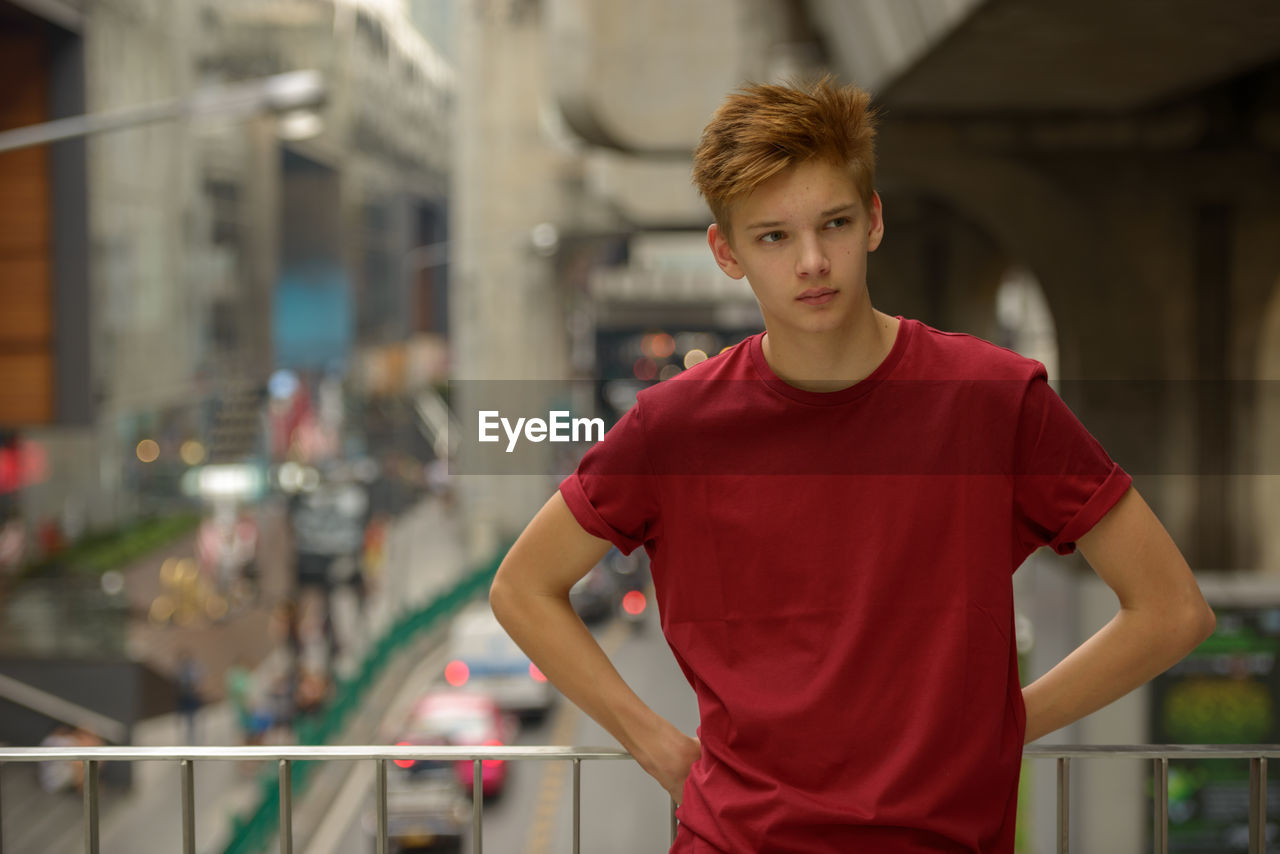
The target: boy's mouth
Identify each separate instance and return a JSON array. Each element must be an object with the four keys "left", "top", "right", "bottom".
[{"left": 797, "top": 288, "right": 837, "bottom": 305}]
